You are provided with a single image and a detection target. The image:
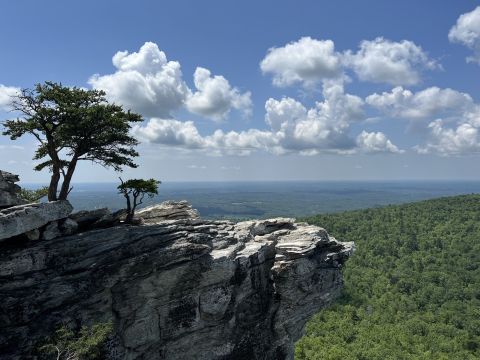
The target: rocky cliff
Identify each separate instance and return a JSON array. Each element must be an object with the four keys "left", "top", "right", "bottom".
[
  {"left": 0, "top": 170, "right": 26, "bottom": 209},
  {"left": 0, "top": 172, "right": 353, "bottom": 360}
]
